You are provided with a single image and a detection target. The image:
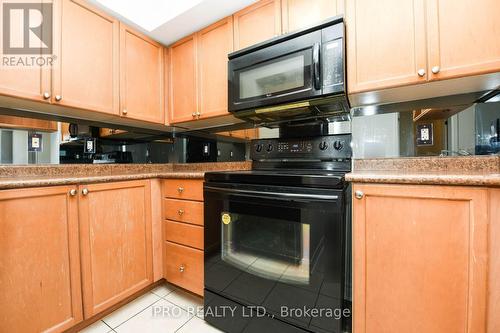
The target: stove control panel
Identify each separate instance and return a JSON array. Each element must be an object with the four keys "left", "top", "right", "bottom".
[{"left": 251, "top": 134, "right": 352, "bottom": 161}]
